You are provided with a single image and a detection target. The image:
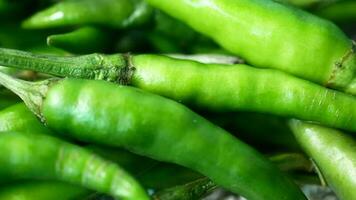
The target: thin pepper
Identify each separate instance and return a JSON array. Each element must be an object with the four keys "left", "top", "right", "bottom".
[
  {"left": 289, "top": 120, "right": 356, "bottom": 200},
  {"left": 0, "top": 131, "right": 149, "bottom": 200},
  {"left": 22, "top": 0, "right": 153, "bottom": 29}
]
